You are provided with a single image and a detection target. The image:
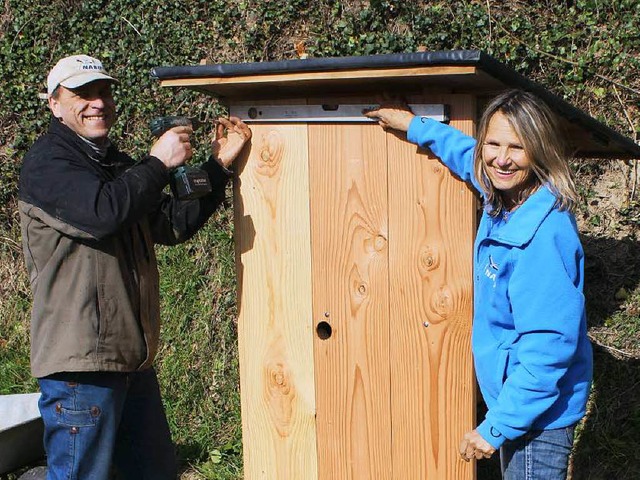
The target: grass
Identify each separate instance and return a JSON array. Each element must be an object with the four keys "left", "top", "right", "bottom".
[
  {"left": 571, "top": 287, "right": 640, "bottom": 479},
  {"left": 155, "top": 201, "right": 244, "bottom": 478},
  {"left": 0, "top": 223, "right": 36, "bottom": 396},
  {"left": 572, "top": 347, "right": 640, "bottom": 479}
]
